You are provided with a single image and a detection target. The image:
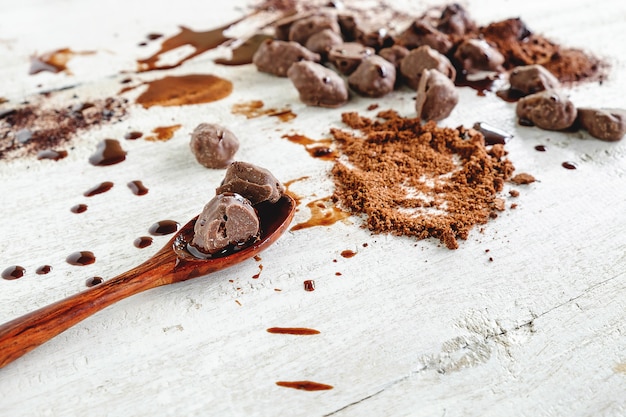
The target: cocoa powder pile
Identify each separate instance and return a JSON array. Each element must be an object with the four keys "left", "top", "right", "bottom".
[
  {"left": 478, "top": 18, "right": 607, "bottom": 84},
  {"left": 331, "top": 110, "right": 515, "bottom": 249}
]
